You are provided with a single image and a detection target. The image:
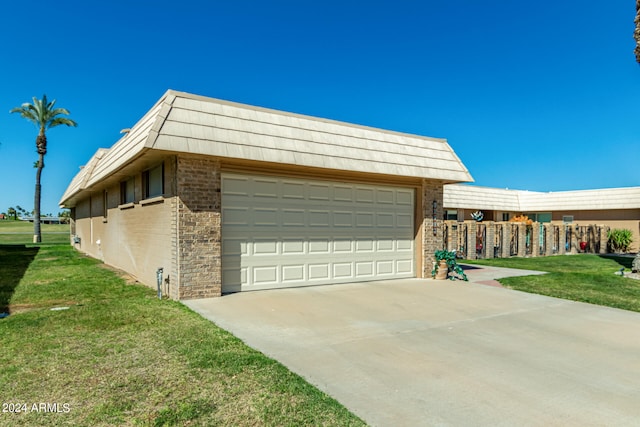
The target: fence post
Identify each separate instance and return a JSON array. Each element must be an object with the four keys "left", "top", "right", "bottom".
[
  {"left": 531, "top": 223, "right": 540, "bottom": 257},
  {"left": 502, "top": 223, "right": 511, "bottom": 258},
  {"left": 569, "top": 225, "right": 578, "bottom": 254},
  {"left": 485, "top": 222, "right": 495, "bottom": 259},
  {"left": 517, "top": 223, "right": 527, "bottom": 257},
  {"left": 558, "top": 225, "right": 566, "bottom": 255},
  {"left": 599, "top": 226, "right": 609, "bottom": 254},
  {"left": 467, "top": 221, "right": 477, "bottom": 260}
]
